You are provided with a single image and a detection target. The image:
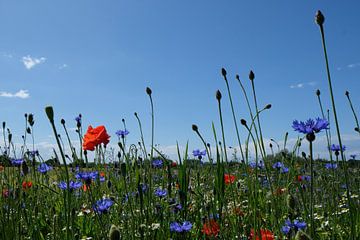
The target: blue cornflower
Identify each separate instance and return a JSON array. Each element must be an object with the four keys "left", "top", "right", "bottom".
[
  {"left": 193, "top": 149, "right": 206, "bottom": 157},
  {"left": 330, "top": 144, "right": 346, "bottom": 152},
  {"left": 75, "top": 115, "right": 81, "bottom": 125},
  {"left": 280, "top": 167, "right": 289, "bottom": 174},
  {"left": 281, "top": 225, "right": 291, "bottom": 235},
  {"left": 115, "top": 129, "right": 129, "bottom": 138},
  {"left": 154, "top": 188, "right": 167, "bottom": 198},
  {"left": 93, "top": 198, "right": 114, "bottom": 214},
  {"left": 325, "top": 163, "right": 337, "bottom": 169},
  {"left": 272, "top": 162, "right": 284, "bottom": 169},
  {"left": 293, "top": 220, "right": 307, "bottom": 230},
  {"left": 350, "top": 154, "right": 356, "bottom": 160},
  {"left": 292, "top": 118, "right": 329, "bottom": 134},
  {"left": 76, "top": 171, "right": 98, "bottom": 184},
  {"left": 152, "top": 159, "right": 163, "bottom": 168},
  {"left": 58, "top": 180, "right": 83, "bottom": 190},
  {"left": 38, "top": 163, "right": 52, "bottom": 174},
  {"left": 170, "top": 221, "right": 192, "bottom": 233},
  {"left": 11, "top": 158, "right": 24, "bottom": 167},
  {"left": 28, "top": 150, "right": 39, "bottom": 158},
  {"left": 281, "top": 219, "right": 307, "bottom": 235},
  {"left": 249, "top": 161, "right": 264, "bottom": 169}
]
